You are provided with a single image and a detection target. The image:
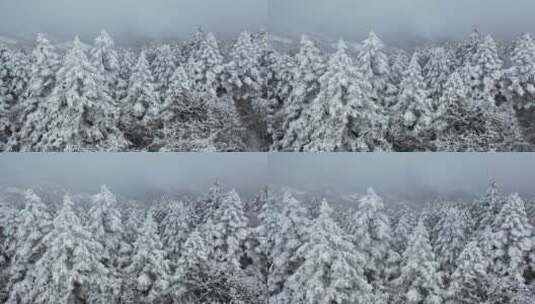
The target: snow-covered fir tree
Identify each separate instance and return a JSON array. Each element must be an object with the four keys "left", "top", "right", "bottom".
[
  {"left": 270, "top": 192, "right": 310, "bottom": 301},
  {"left": 120, "top": 50, "right": 160, "bottom": 149},
  {"left": 151, "top": 44, "right": 177, "bottom": 101},
  {"left": 463, "top": 34, "right": 503, "bottom": 105},
  {"left": 433, "top": 206, "right": 470, "bottom": 275},
  {"left": 391, "top": 53, "right": 434, "bottom": 151},
  {"left": 123, "top": 50, "right": 159, "bottom": 121},
  {"left": 282, "top": 200, "right": 374, "bottom": 304},
  {"left": 300, "top": 40, "right": 388, "bottom": 151},
  {"left": 226, "top": 31, "right": 263, "bottom": 100},
  {"left": 349, "top": 188, "right": 399, "bottom": 286},
  {"left": 446, "top": 240, "right": 490, "bottom": 304},
  {"left": 205, "top": 189, "right": 249, "bottom": 270},
  {"left": 275, "top": 35, "right": 324, "bottom": 151},
  {"left": 489, "top": 193, "right": 533, "bottom": 284},
  {"left": 8, "top": 33, "right": 60, "bottom": 151},
  {"left": 90, "top": 30, "right": 120, "bottom": 100},
  {"left": 423, "top": 47, "right": 453, "bottom": 102},
  {"left": 356, "top": 31, "right": 393, "bottom": 106},
  {"left": 394, "top": 219, "right": 443, "bottom": 304},
  {"left": 160, "top": 201, "right": 194, "bottom": 269},
  {"left": 506, "top": 33, "right": 535, "bottom": 109},
  {"left": 87, "top": 185, "right": 127, "bottom": 273},
  {"left": 24, "top": 194, "right": 113, "bottom": 304},
  {"left": 32, "top": 37, "right": 127, "bottom": 151},
  {"left": 0, "top": 47, "right": 29, "bottom": 147},
  {"left": 187, "top": 32, "right": 224, "bottom": 98},
  {"left": 5, "top": 190, "right": 52, "bottom": 303},
  {"left": 393, "top": 207, "right": 417, "bottom": 253},
  {"left": 123, "top": 210, "right": 170, "bottom": 303}
]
